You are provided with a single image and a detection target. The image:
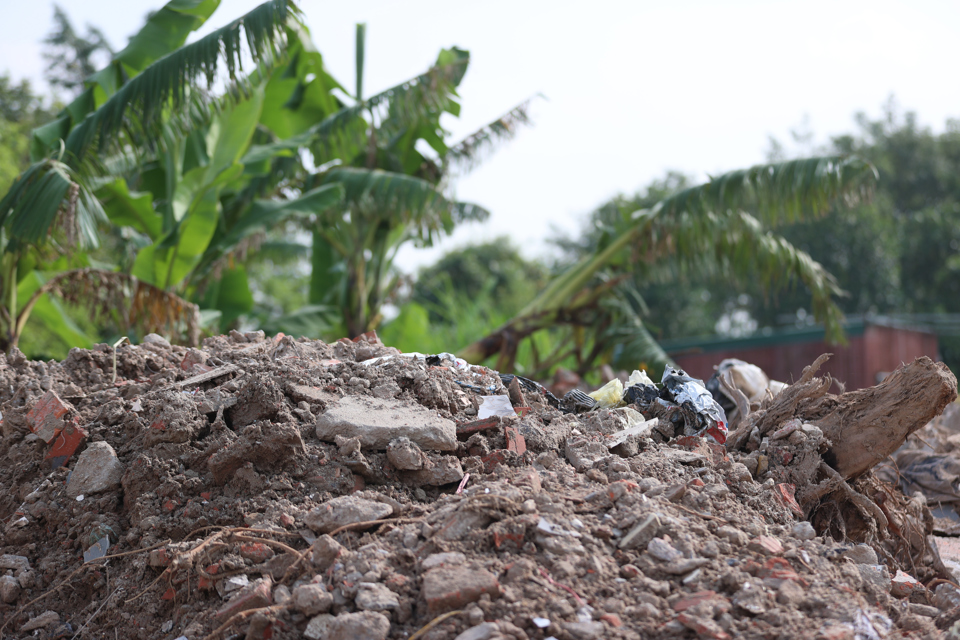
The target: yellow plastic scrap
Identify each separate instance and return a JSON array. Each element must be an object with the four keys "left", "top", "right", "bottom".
[{"left": 588, "top": 379, "right": 625, "bottom": 408}]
